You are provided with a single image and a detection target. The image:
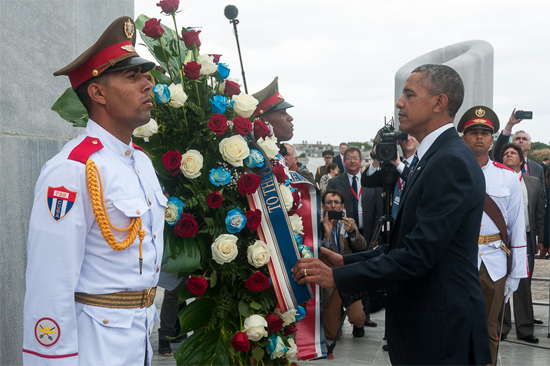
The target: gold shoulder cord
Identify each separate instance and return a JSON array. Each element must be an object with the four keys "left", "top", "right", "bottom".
[{"left": 86, "top": 160, "right": 146, "bottom": 274}]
